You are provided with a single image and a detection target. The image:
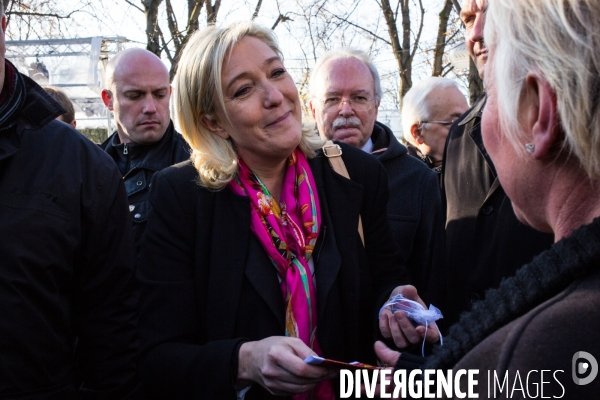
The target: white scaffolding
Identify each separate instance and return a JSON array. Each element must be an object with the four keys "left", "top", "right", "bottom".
[{"left": 5, "top": 36, "right": 129, "bottom": 131}]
